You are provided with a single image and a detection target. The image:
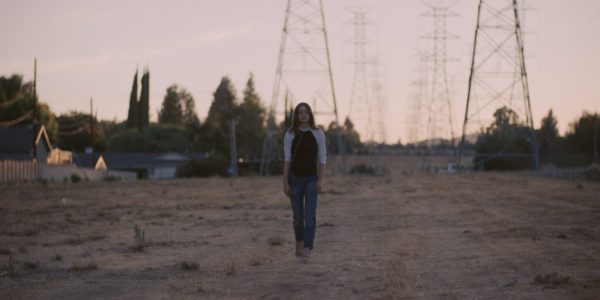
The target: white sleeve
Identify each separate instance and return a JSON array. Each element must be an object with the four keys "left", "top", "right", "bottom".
[
  {"left": 283, "top": 131, "right": 294, "bottom": 162},
  {"left": 316, "top": 129, "right": 326, "bottom": 164}
]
